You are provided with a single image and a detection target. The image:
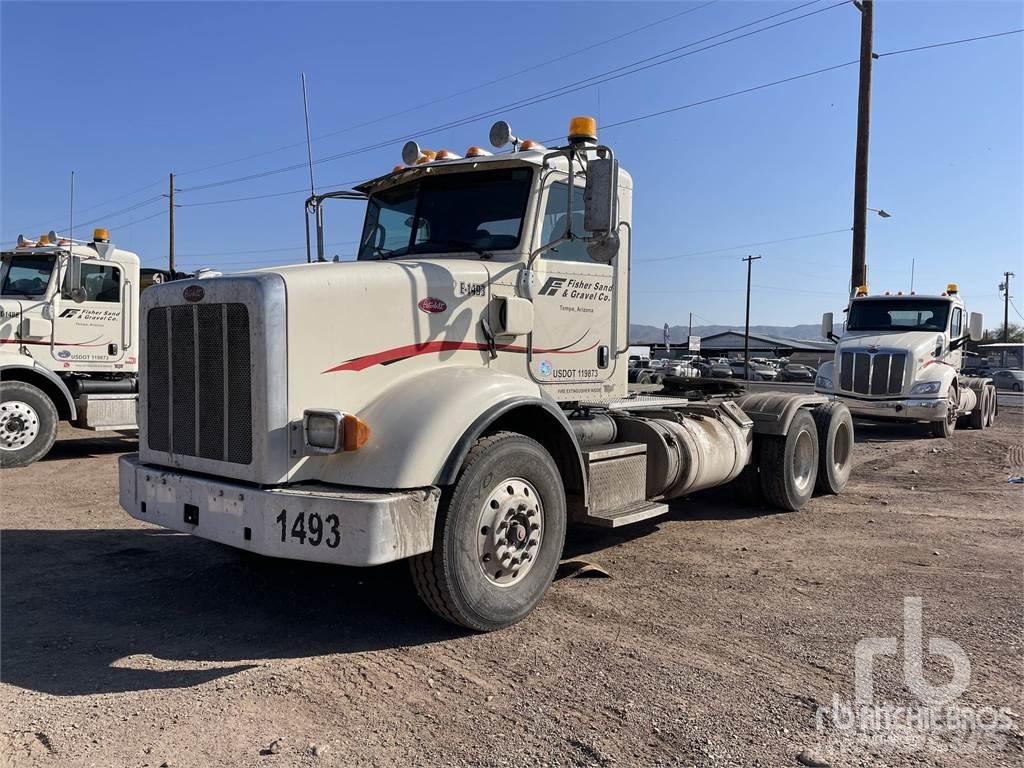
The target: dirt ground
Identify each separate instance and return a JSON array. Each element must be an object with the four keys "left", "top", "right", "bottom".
[{"left": 2, "top": 413, "right": 1022, "bottom": 768}]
